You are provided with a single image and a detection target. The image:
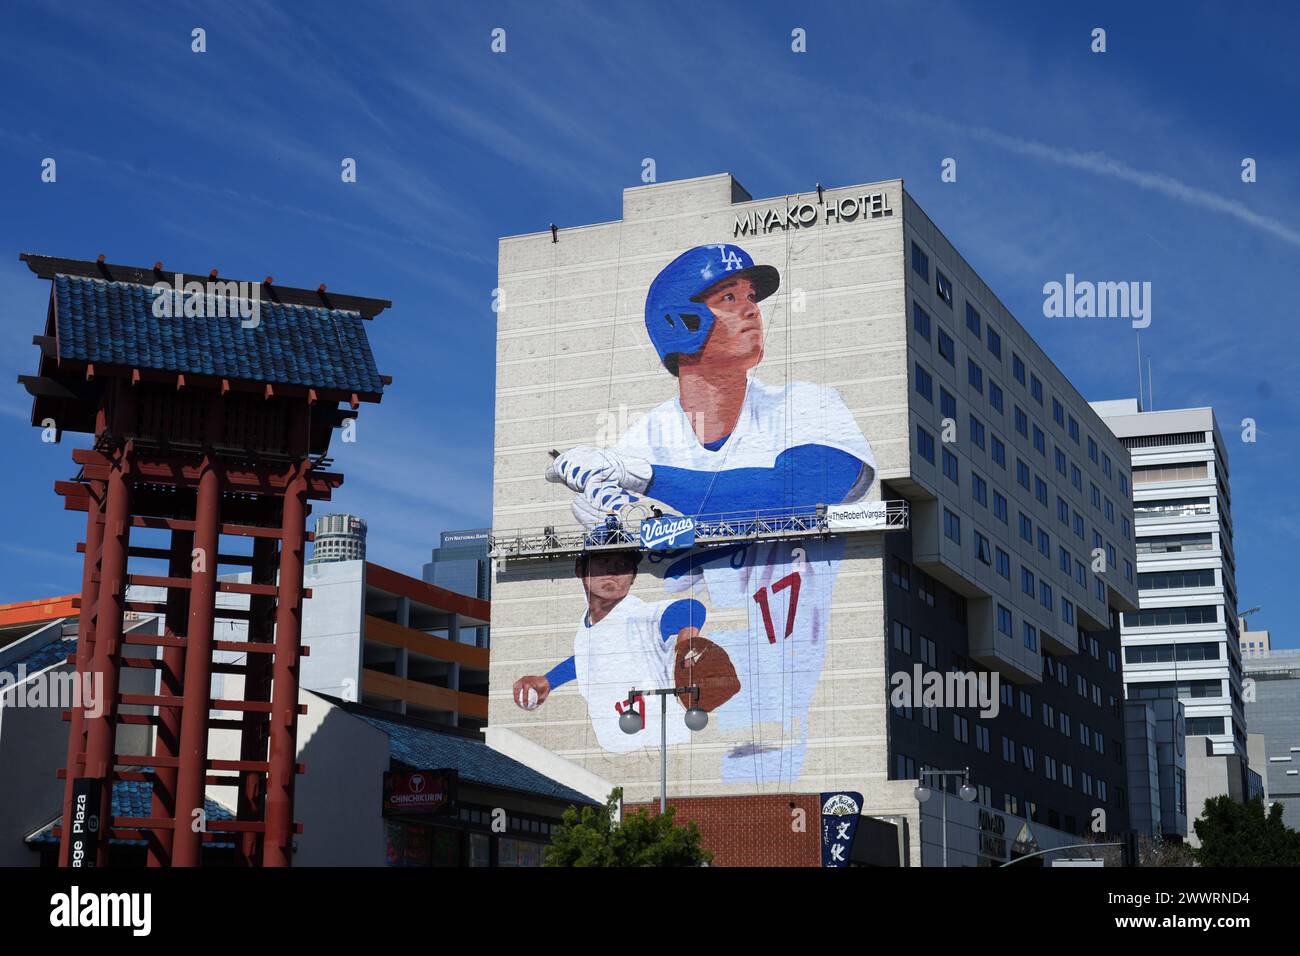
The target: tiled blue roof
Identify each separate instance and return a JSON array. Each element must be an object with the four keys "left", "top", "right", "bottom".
[
  {"left": 355, "top": 713, "right": 599, "bottom": 807},
  {"left": 28, "top": 777, "right": 235, "bottom": 848},
  {"left": 53, "top": 274, "right": 384, "bottom": 393},
  {"left": 3, "top": 636, "right": 75, "bottom": 675}
]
